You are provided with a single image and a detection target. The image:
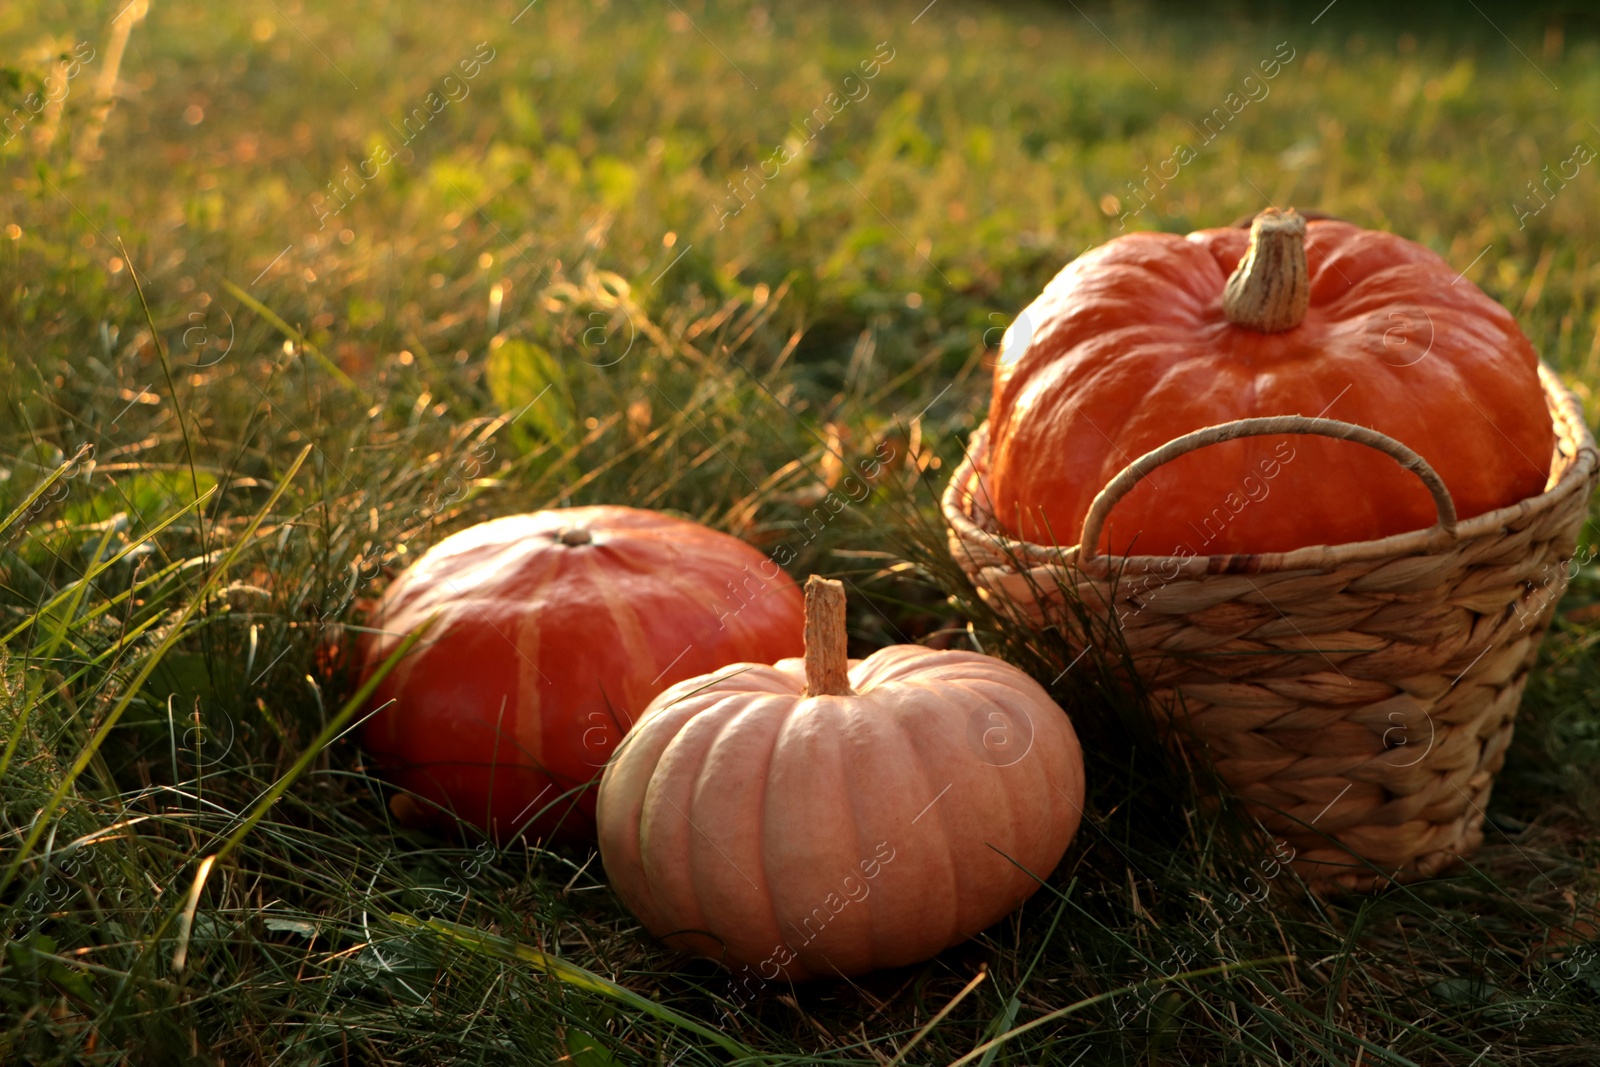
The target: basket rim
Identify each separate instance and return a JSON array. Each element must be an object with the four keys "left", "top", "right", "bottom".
[{"left": 943, "top": 362, "right": 1598, "bottom": 579}]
